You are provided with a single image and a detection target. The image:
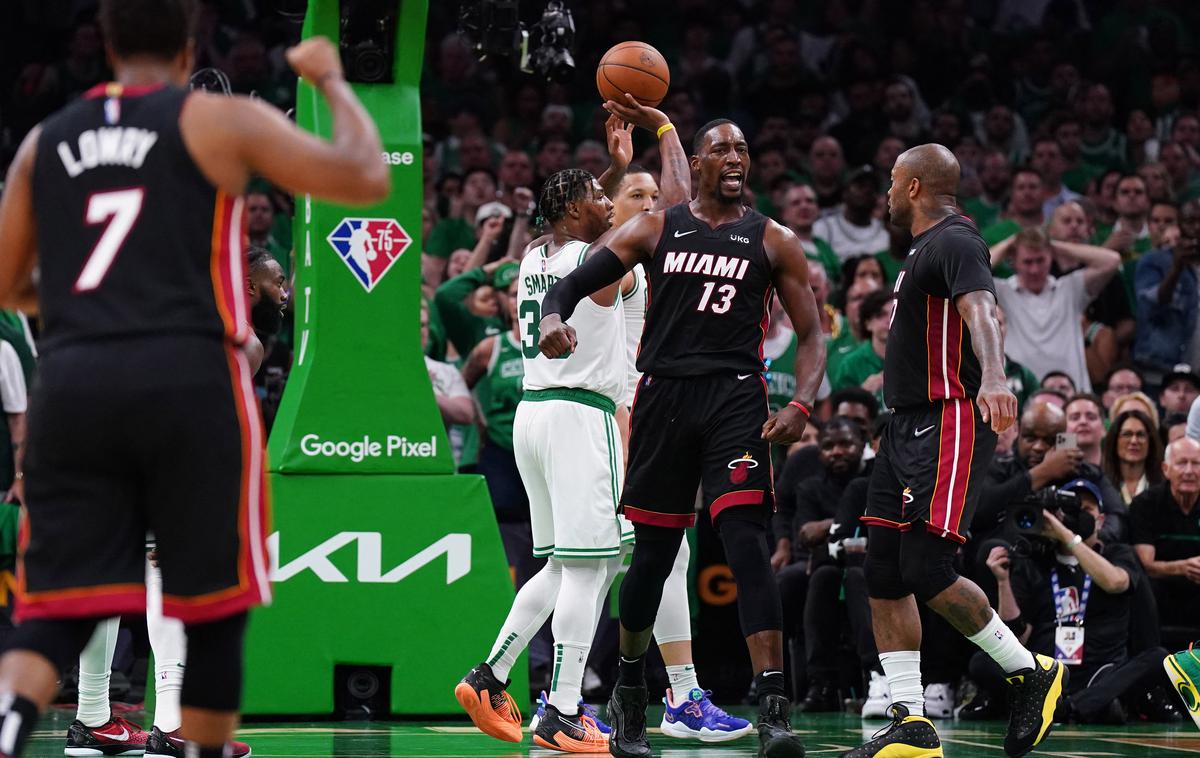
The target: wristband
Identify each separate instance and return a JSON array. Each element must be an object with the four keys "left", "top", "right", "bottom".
[
  {"left": 656, "top": 123, "right": 676, "bottom": 139},
  {"left": 788, "top": 400, "right": 812, "bottom": 417},
  {"left": 1067, "top": 534, "right": 1083, "bottom": 549}
]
